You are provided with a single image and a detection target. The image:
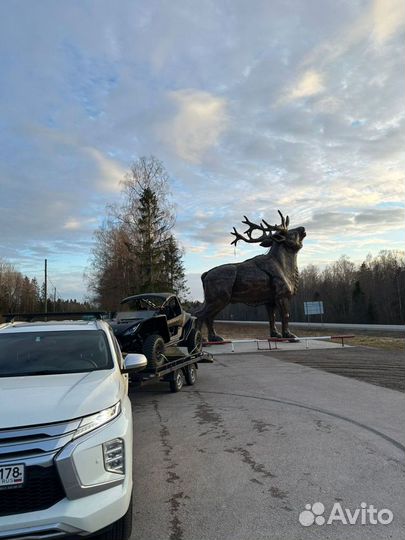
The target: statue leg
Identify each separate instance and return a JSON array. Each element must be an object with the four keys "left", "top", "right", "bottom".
[
  {"left": 197, "top": 268, "right": 237, "bottom": 342},
  {"left": 277, "top": 297, "right": 297, "bottom": 339},
  {"left": 196, "top": 299, "right": 227, "bottom": 342},
  {"left": 195, "top": 316, "right": 204, "bottom": 332},
  {"left": 206, "top": 316, "right": 222, "bottom": 342},
  {"left": 265, "top": 303, "right": 281, "bottom": 338}
]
